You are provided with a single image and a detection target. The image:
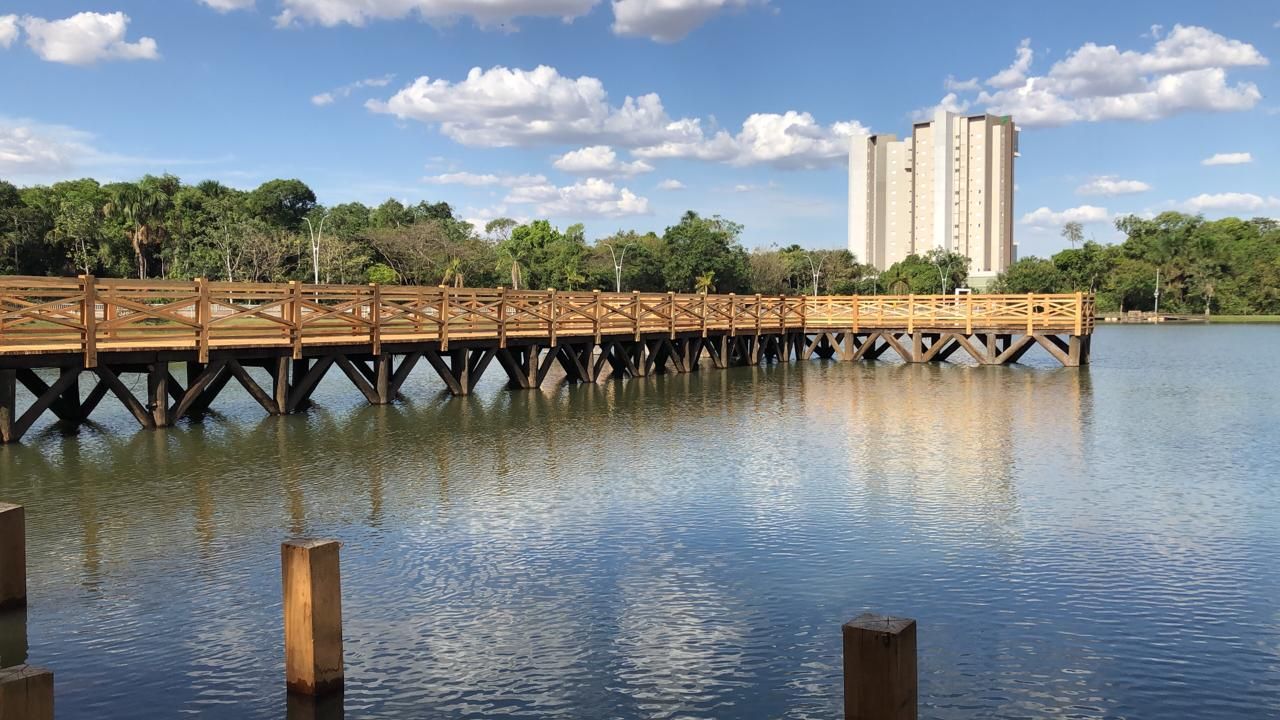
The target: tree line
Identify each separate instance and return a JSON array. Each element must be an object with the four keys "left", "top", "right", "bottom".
[
  {"left": 995, "top": 215, "right": 1280, "bottom": 315},
  {"left": 1, "top": 175, "right": 1275, "bottom": 312},
  {"left": 0, "top": 174, "right": 879, "bottom": 295}
]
